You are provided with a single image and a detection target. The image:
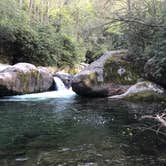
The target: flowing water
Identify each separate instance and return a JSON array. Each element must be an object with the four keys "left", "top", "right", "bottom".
[
  {"left": 0, "top": 88, "right": 166, "bottom": 165},
  {"left": 54, "top": 77, "right": 67, "bottom": 90}
]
